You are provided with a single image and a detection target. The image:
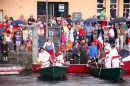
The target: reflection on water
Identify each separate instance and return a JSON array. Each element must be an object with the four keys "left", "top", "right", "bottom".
[{"left": 0, "top": 72, "right": 130, "bottom": 86}]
